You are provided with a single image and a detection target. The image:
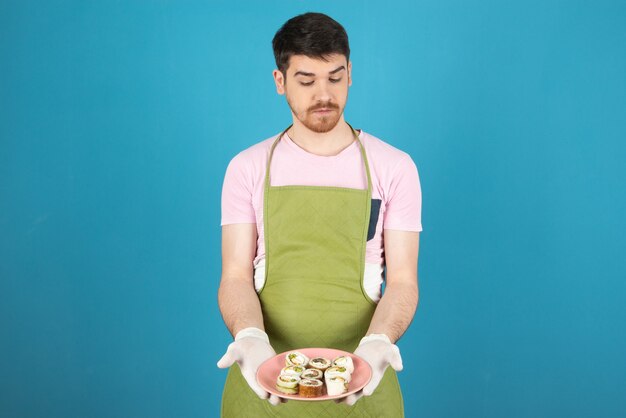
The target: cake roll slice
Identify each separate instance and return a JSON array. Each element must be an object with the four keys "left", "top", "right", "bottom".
[
  {"left": 326, "top": 376, "right": 349, "bottom": 396},
  {"left": 332, "top": 356, "right": 354, "bottom": 374},
  {"left": 298, "top": 378, "right": 323, "bottom": 398},
  {"left": 308, "top": 357, "right": 332, "bottom": 371},
  {"left": 276, "top": 375, "right": 300, "bottom": 395},
  {"left": 285, "top": 351, "right": 310, "bottom": 368},
  {"left": 301, "top": 368, "right": 323, "bottom": 380},
  {"left": 280, "top": 365, "right": 304, "bottom": 377},
  {"left": 324, "top": 366, "right": 351, "bottom": 383}
]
